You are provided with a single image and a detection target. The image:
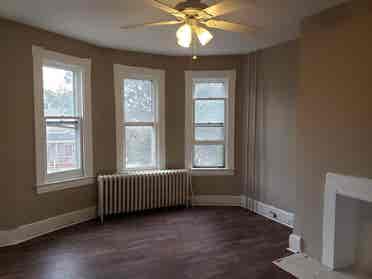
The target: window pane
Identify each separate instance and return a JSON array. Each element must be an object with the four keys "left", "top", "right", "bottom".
[
  {"left": 43, "top": 66, "right": 76, "bottom": 117},
  {"left": 125, "top": 126, "right": 155, "bottom": 168},
  {"left": 46, "top": 121, "right": 80, "bottom": 174},
  {"left": 195, "top": 100, "right": 224, "bottom": 124},
  {"left": 193, "top": 145, "right": 224, "bottom": 168},
  {"left": 195, "top": 126, "right": 224, "bottom": 141},
  {"left": 194, "top": 82, "right": 226, "bottom": 98},
  {"left": 124, "top": 79, "right": 154, "bottom": 122}
]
